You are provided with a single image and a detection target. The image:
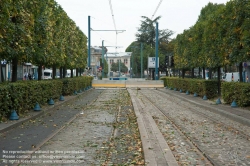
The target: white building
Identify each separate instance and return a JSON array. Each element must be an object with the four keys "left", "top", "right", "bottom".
[{"left": 106, "top": 52, "right": 131, "bottom": 76}]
